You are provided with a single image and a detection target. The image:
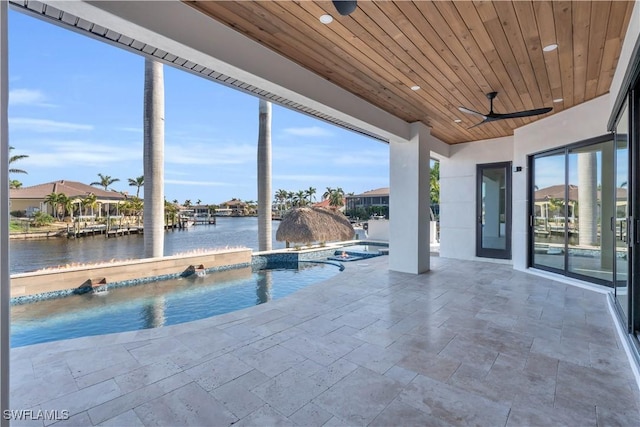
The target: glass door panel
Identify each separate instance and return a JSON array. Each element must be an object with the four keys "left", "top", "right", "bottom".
[
  {"left": 532, "top": 152, "right": 566, "bottom": 271},
  {"left": 477, "top": 162, "right": 511, "bottom": 259},
  {"left": 567, "top": 141, "right": 614, "bottom": 282},
  {"left": 616, "top": 102, "right": 629, "bottom": 318}
]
